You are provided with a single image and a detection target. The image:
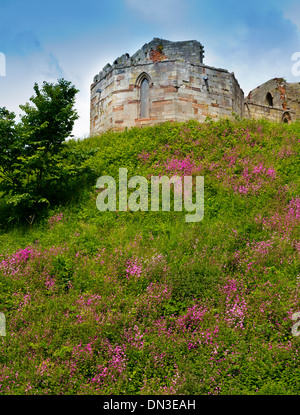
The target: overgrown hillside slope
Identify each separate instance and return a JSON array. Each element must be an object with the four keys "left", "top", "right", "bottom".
[{"left": 0, "top": 118, "right": 300, "bottom": 395}]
